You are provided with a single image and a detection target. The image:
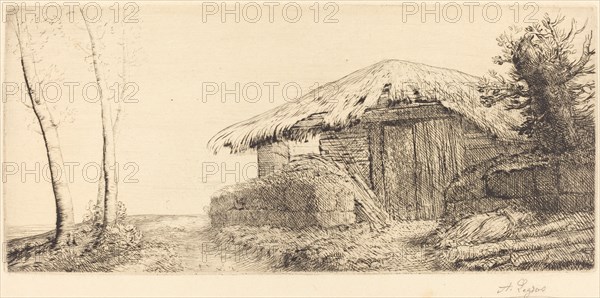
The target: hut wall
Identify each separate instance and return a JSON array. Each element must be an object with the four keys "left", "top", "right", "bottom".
[
  {"left": 289, "top": 136, "right": 321, "bottom": 161},
  {"left": 319, "top": 125, "right": 371, "bottom": 184},
  {"left": 367, "top": 124, "right": 385, "bottom": 207},
  {"left": 257, "top": 137, "right": 321, "bottom": 177},
  {"left": 257, "top": 142, "right": 289, "bottom": 177},
  {"left": 461, "top": 119, "right": 528, "bottom": 167}
]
